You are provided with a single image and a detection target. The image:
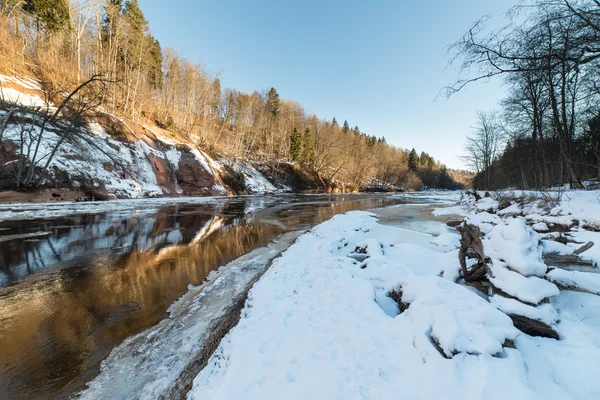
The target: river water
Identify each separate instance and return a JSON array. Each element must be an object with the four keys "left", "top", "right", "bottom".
[{"left": 0, "top": 194, "right": 426, "bottom": 400}]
